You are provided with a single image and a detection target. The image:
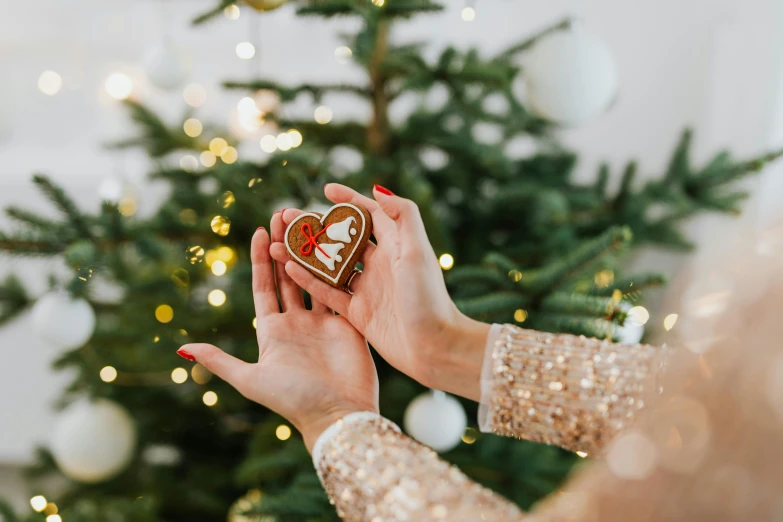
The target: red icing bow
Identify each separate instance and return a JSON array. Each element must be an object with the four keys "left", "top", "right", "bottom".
[{"left": 299, "top": 222, "right": 331, "bottom": 258}]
